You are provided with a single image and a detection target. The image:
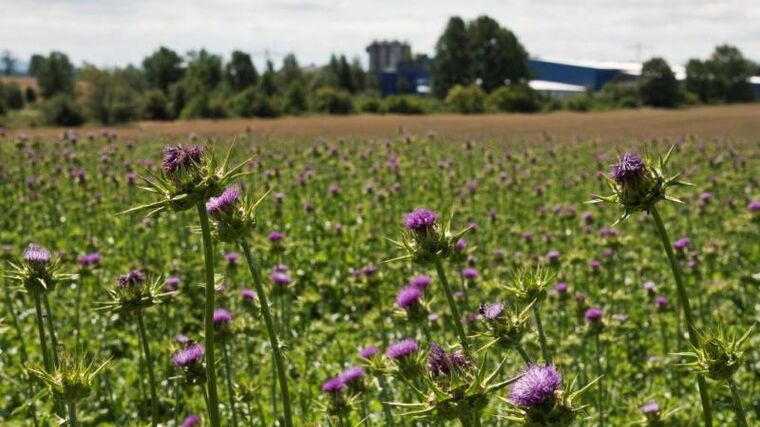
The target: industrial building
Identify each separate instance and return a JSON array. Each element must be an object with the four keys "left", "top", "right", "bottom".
[{"left": 366, "top": 40, "right": 432, "bottom": 96}]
